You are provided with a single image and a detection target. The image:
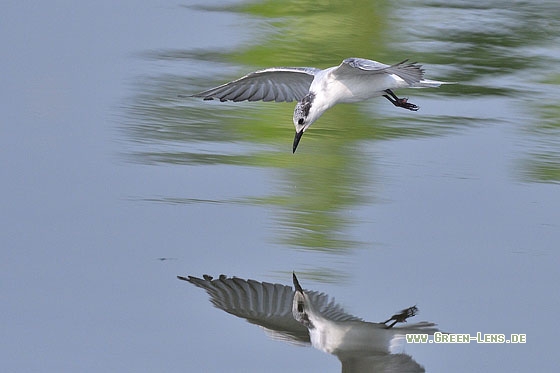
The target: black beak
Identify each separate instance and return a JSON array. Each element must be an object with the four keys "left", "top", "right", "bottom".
[
  {"left": 293, "top": 130, "right": 304, "bottom": 153},
  {"left": 293, "top": 272, "right": 304, "bottom": 293}
]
